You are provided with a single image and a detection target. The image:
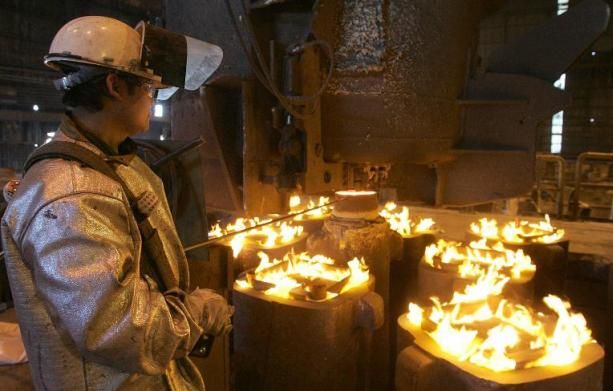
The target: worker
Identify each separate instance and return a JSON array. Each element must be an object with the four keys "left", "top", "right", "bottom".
[{"left": 1, "top": 16, "right": 229, "bottom": 390}]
